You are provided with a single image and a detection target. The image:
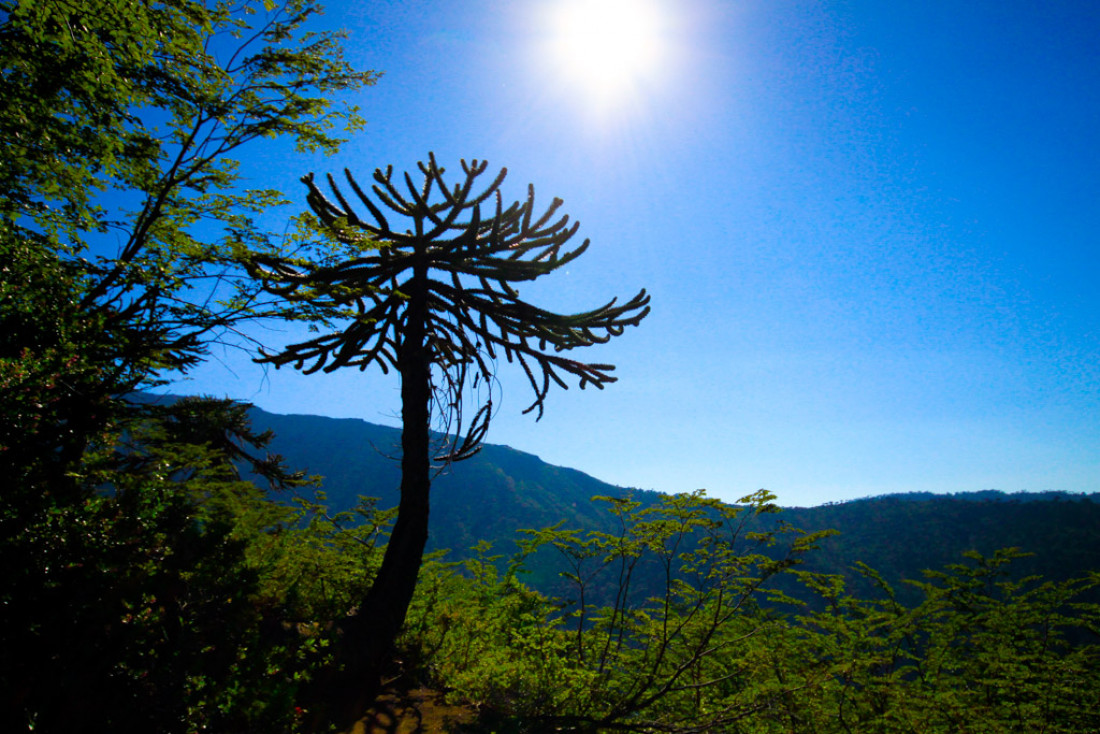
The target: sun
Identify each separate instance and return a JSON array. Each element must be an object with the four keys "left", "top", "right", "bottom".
[{"left": 546, "top": 0, "right": 667, "bottom": 109}]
